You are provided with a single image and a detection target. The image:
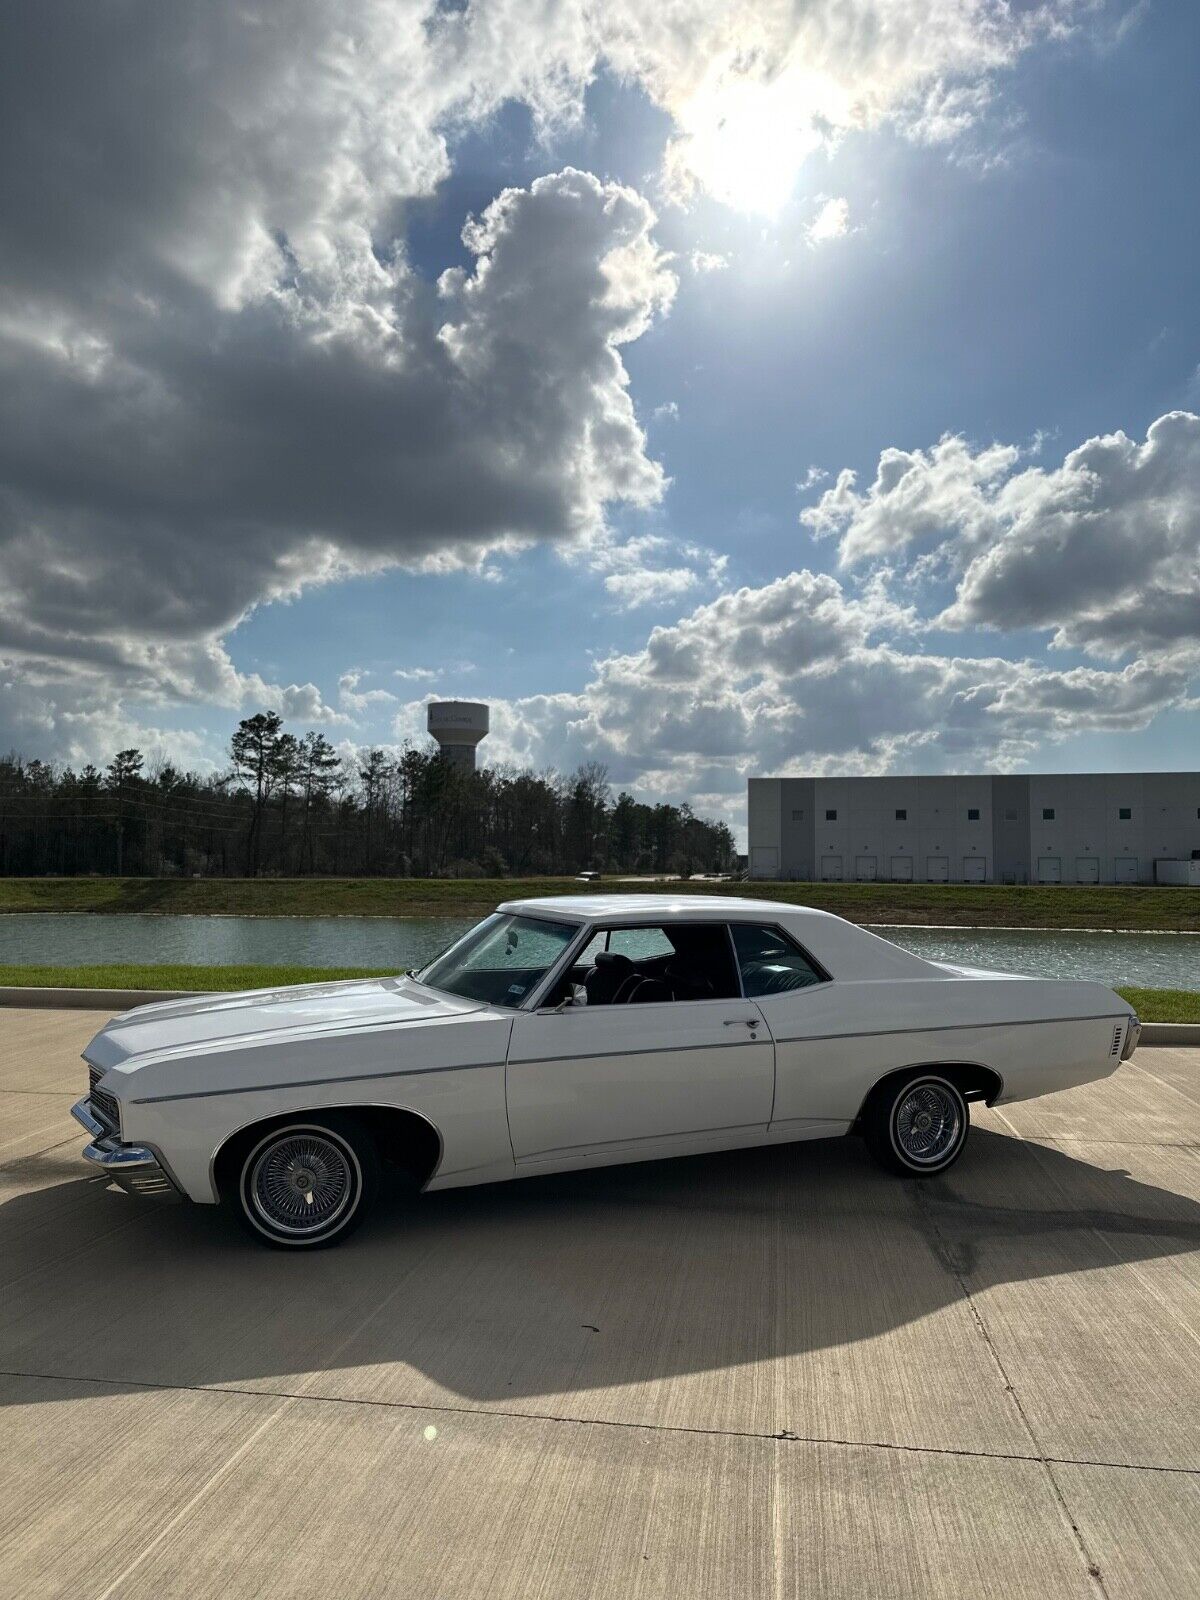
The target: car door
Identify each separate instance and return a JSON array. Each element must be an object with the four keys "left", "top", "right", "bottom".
[
  {"left": 505, "top": 925, "right": 774, "bottom": 1164},
  {"left": 727, "top": 921, "right": 856, "bottom": 1138}
]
